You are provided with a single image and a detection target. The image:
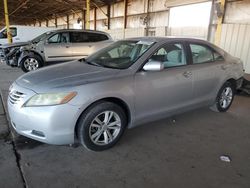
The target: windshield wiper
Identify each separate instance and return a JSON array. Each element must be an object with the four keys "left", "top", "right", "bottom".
[{"left": 79, "top": 58, "right": 102, "bottom": 67}]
